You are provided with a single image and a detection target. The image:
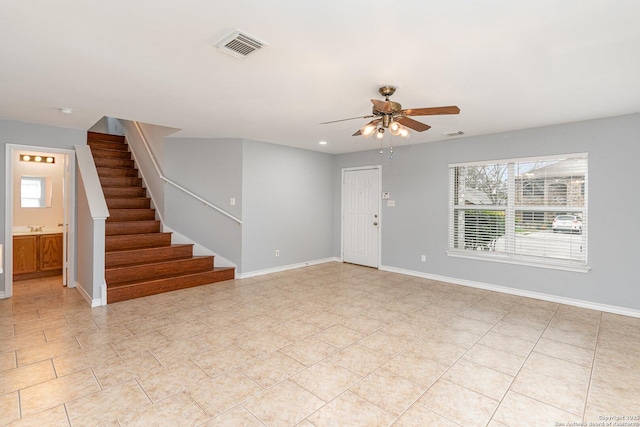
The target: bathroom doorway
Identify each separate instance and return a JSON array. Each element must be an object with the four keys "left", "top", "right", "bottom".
[{"left": 4, "top": 144, "right": 76, "bottom": 298}]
